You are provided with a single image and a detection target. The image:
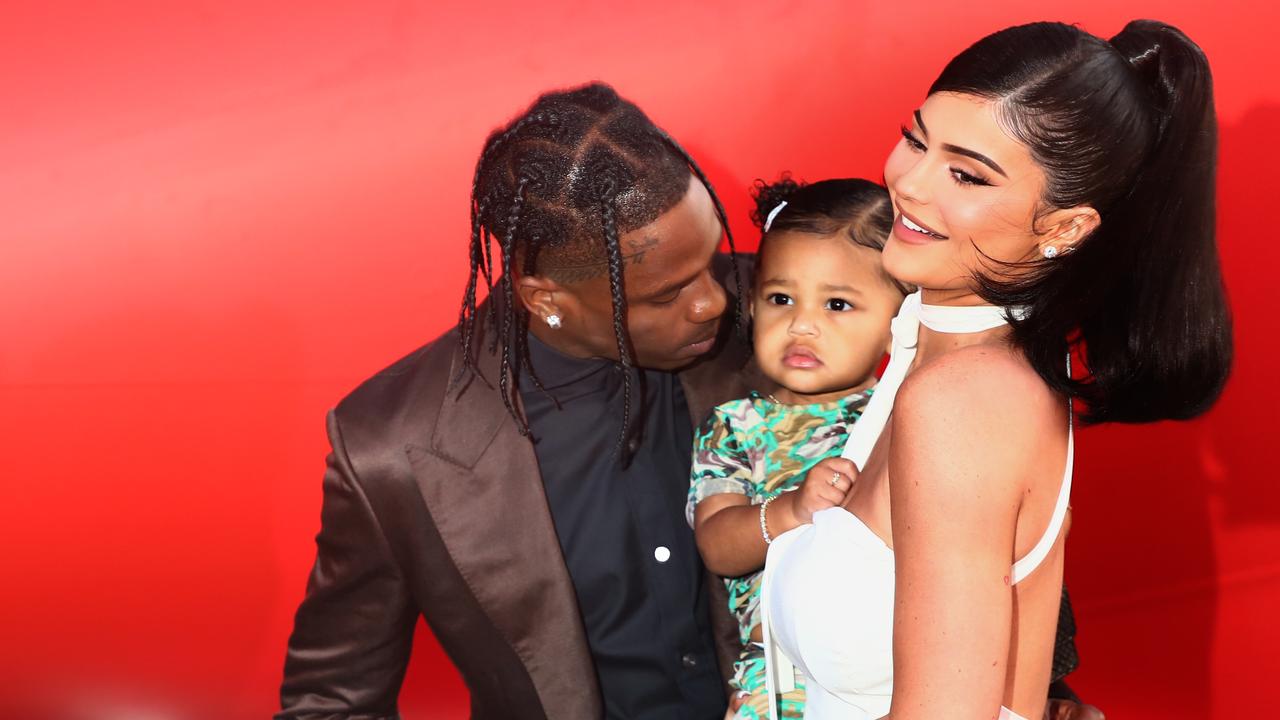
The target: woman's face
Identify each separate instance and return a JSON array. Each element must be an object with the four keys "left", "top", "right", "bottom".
[{"left": 881, "top": 92, "right": 1050, "bottom": 301}]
